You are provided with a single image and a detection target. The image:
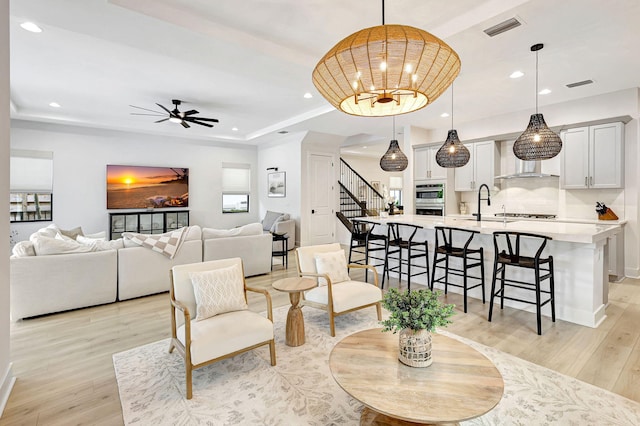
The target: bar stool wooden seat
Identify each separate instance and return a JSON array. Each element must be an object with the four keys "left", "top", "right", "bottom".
[
  {"left": 430, "top": 226, "right": 485, "bottom": 313},
  {"left": 348, "top": 219, "right": 387, "bottom": 282},
  {"left": 488, "top": 231, "right": 556, "bottom": 335},
  {"left": 383, "top": 223, "right": 429, "bottom": 291}
]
